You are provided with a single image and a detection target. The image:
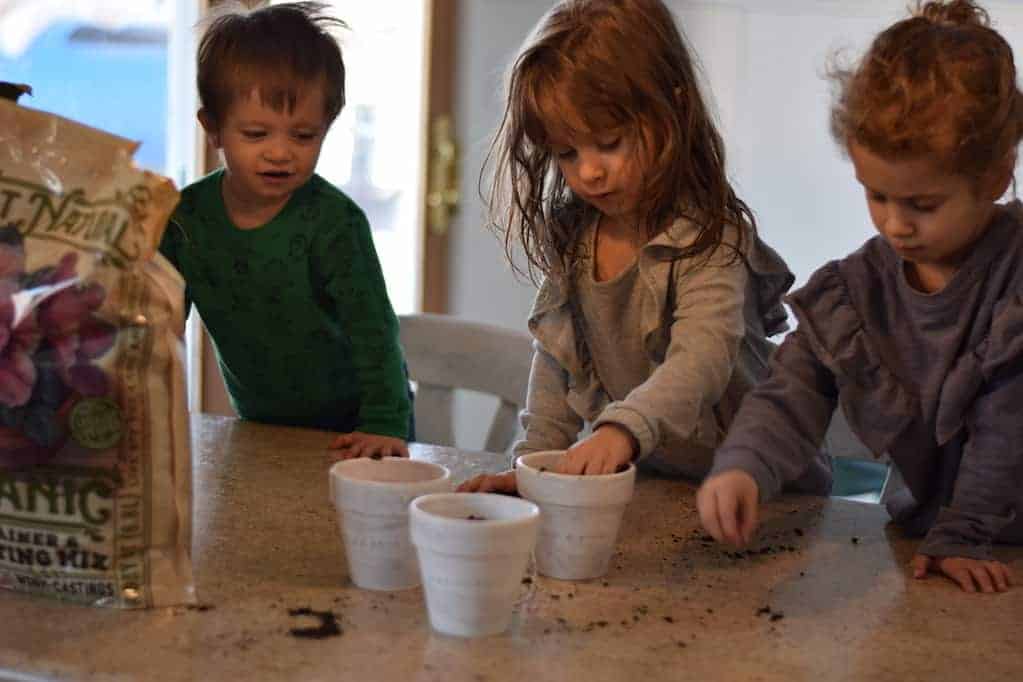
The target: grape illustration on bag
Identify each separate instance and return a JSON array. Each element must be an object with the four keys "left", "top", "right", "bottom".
[
  {"left": 0, "top": 232, "right": 120, "bottom": 467},
  {"left": 0, "top": 84, "right": 194, "bottom": 608}
]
